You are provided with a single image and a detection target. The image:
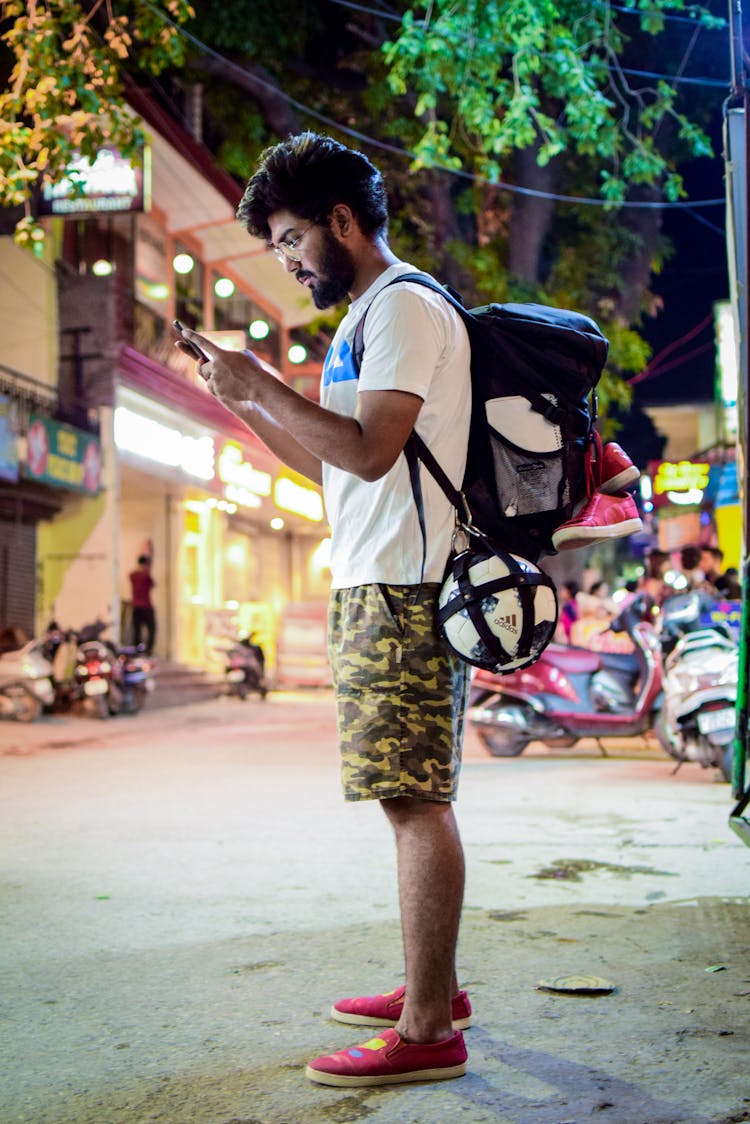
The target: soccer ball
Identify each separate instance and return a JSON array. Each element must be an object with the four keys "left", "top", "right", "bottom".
[{"left": 438, "top": 545, "right": 558, "bottom": 672}]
